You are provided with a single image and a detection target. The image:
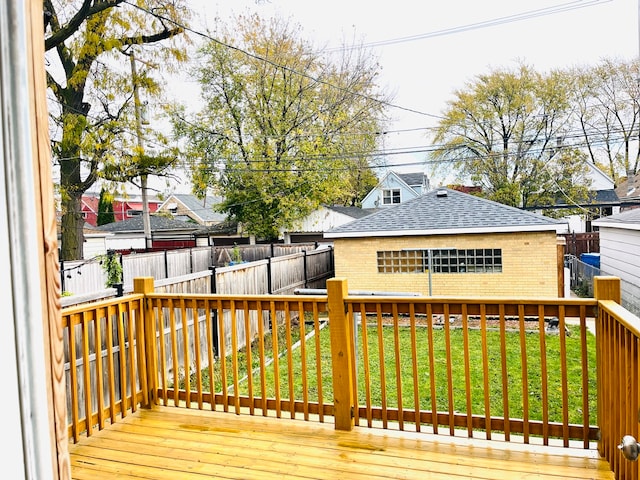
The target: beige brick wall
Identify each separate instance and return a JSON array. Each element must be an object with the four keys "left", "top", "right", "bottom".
[{"left": 333, "top": 231, "right": 560, "bottom": 297}]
